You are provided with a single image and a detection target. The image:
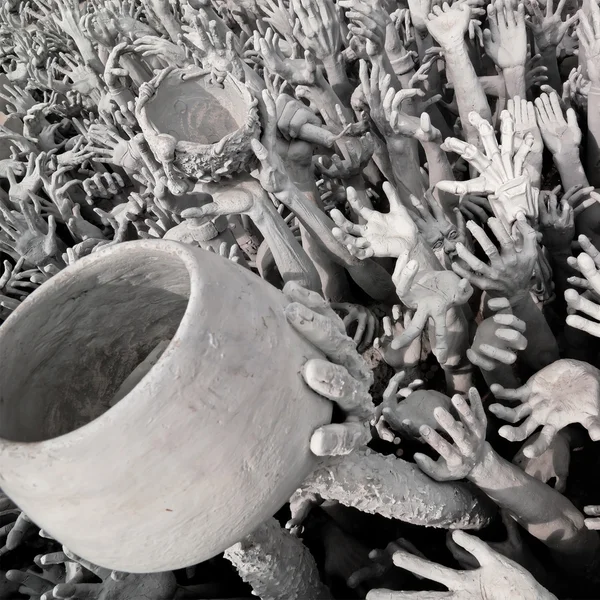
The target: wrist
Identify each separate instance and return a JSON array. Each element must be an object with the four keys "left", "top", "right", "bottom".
[
  {"left": 502, "top": 65, "right": 527, "bottom": 97},
  {"left": 538, "top": 43, "right": 558, "bottom": 57},
  {"left": 553, "top": 147, "right": 584, "bottom": 170},
  {"left": 468, "top": 441, "right": 496, "bottom": 483},
  {"left": 323, "top": 54, "right": 345, "bottom": 77}
]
